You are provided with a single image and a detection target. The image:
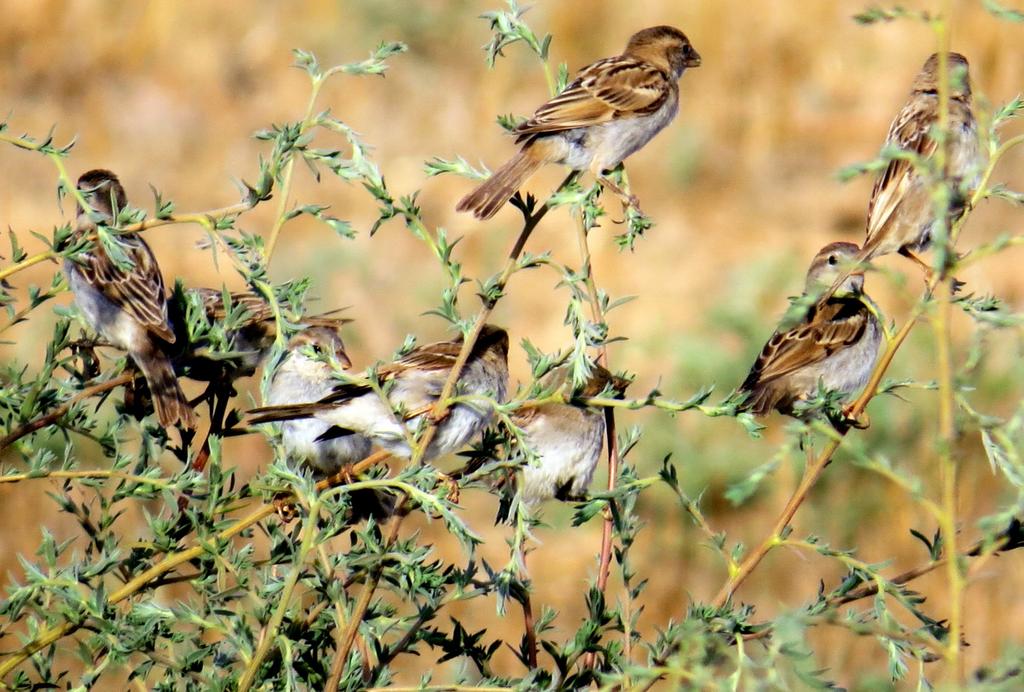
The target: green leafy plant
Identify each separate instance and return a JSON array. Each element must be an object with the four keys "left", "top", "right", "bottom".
[{"left": 2, "top": 2, "right": 1024, "bottom": 690}]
